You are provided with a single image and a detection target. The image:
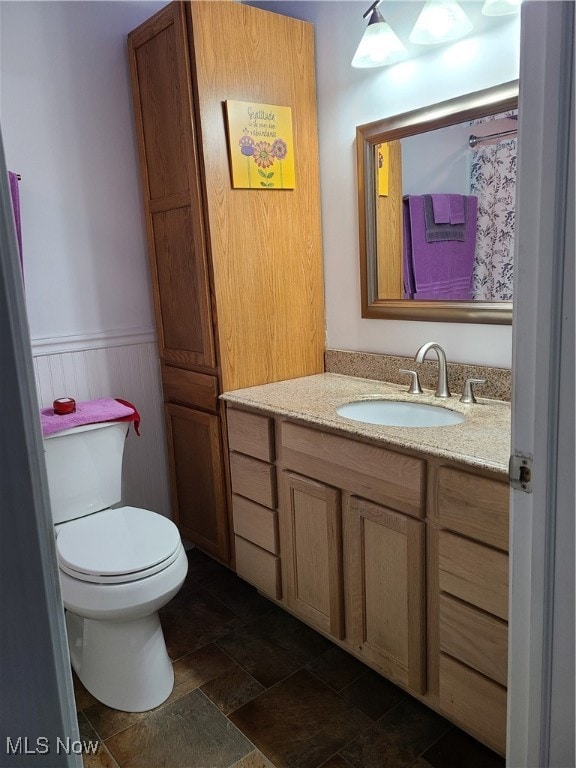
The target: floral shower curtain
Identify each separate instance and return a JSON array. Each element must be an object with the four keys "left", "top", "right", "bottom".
[{"left": 470, "top": 137, "right": 517, "bottom": 301}]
